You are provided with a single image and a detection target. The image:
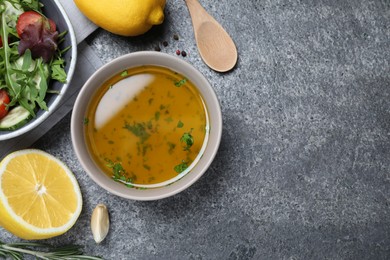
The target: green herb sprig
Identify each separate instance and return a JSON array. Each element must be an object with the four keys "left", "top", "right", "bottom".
[
  {"left": 0, "top": 240, "right": 102, "bottom": 259},
  {"left": 106, "top": 159, "right": 134, "bottom": 188}
]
